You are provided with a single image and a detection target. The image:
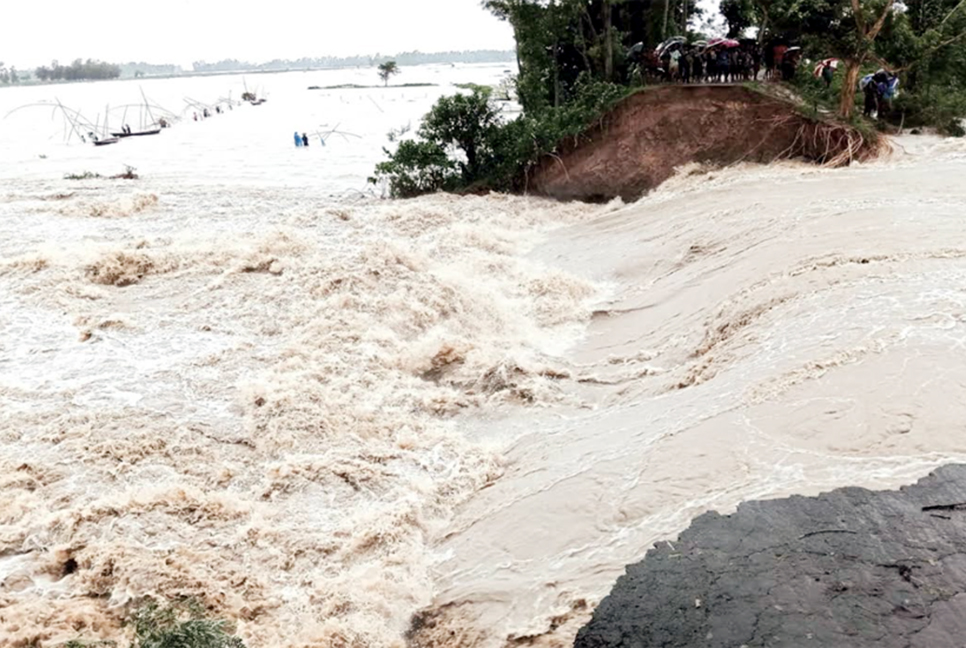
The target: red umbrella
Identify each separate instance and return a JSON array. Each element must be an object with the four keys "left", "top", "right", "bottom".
[
  {"left": 812, "top": 58, "right": 840, "bottom": 77},
  {"left": 708, "top": 38, "right": 740, "bottom": 49}
]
